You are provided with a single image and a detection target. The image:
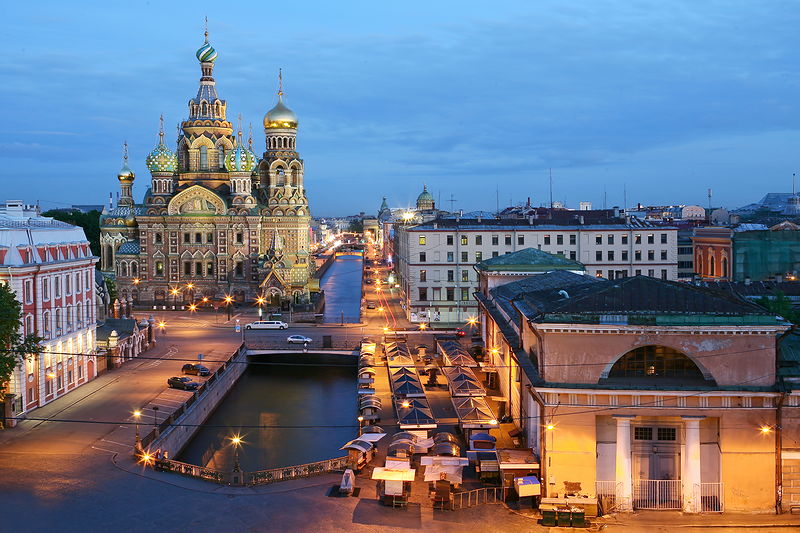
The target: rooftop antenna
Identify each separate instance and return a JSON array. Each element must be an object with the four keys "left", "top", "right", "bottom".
[
  {"left": 603, "top": 186, "right": 607, "bottom": 210},
  {"left": 707, "top": 188, "right": 713, "bottom": 210},
  {"left": 793, "top": 173, "right": 796, "bottom": 196},
  {"left": 549, "top": 168, "right": 553, "bottom": 209},
  {"left": 496, "top": 184, "right": 499, "bottom": 215},
  {"left": 623, "top": 183, "right": 628, "bottom": 213},
  {"left": 448, "top": 194, "right": 457, "bottom": 212}
]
